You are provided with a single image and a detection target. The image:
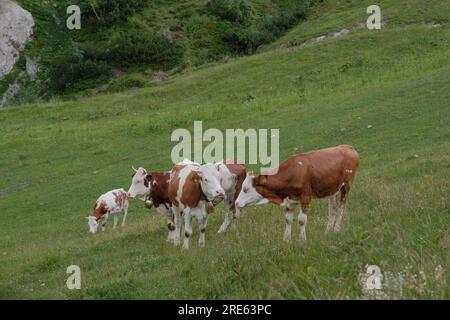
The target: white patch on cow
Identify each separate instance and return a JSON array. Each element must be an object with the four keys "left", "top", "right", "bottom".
[
  {"left": 87, "top": 216, "right": 98, "bottom": 234},
  {"left": 127, "top": 167, "right": 150, "bottom": 200},
  {"left": 298, "top": 161, "right": 303, "bottom": 165},
  {"left": 345, "top": 169, "right": 353, "bottom": 173},
  {"left": 198, "top": 163, "right": 225, "bottom": 201},
  {"left": 235, "top": 174, "right": 269, "bottom": 208}
]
